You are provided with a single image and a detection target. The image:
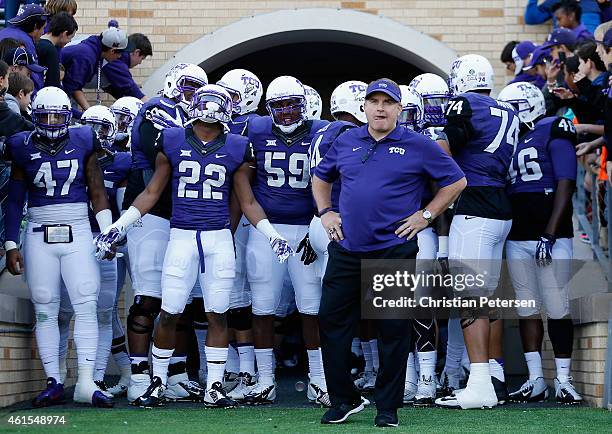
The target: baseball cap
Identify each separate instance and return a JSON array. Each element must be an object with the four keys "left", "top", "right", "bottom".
[
  {"left": 8, "top": 4, "right": 48, "bottom": 25},
  {"left": 542, "top": 28, "right": 577, "bottom": 49},
  {"left": 512, "top": 41, "right": 537, "bottom": 73},
  {"left": 365, "top": 79, "right": 401, "bottom": 103},
  {"left": 101, "top": 27, "right": 134, "bottom": 52},
  {"left": 523, "top": 46, "right": 552, "bottom": 71},
  {"left": 2, "top": 47, "right": 46, "bottom": 74},
  {"left": 595, "top": 27, "right": 612, "bottom": 49}
]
